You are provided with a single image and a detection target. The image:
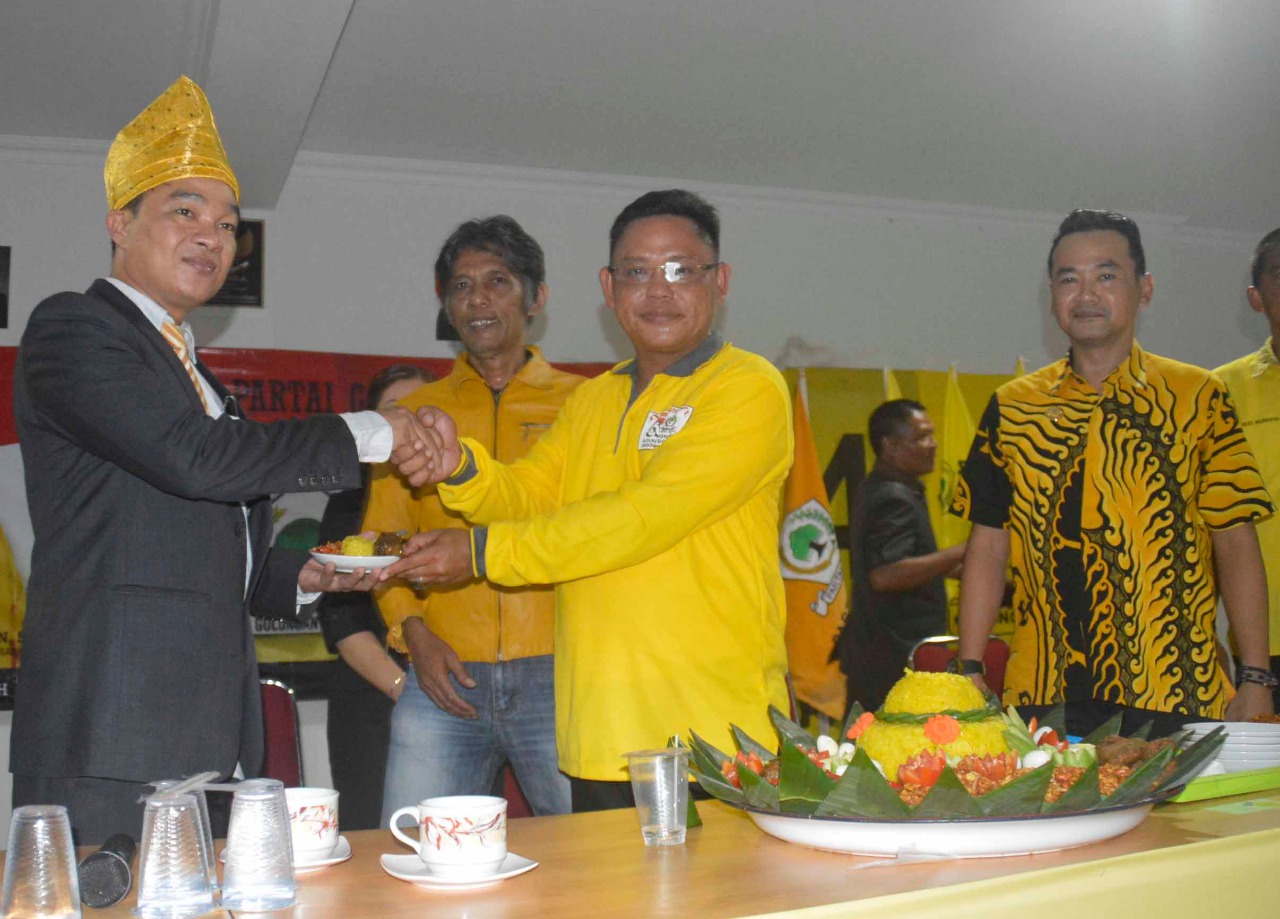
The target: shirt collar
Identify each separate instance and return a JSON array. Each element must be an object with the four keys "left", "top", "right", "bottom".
[
  {"left": 1050, "top": 339, "right": 1147, "bottom": 396},
  {"left": 1249, "top": 337, "right": 1280, "bottom": 377},
  {"left": 612, "top": 331, "right": 727, "bottom": 380},
  {"left": 451, "top": 345, "right": 553, "bottom": 394},
  {"left": 105, "top": 277, "right": 197, "bottom": 352}
]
